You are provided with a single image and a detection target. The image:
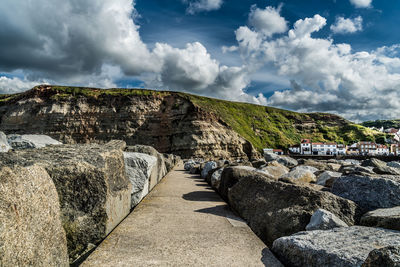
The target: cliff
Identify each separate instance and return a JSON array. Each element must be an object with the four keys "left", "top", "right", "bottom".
[{"left": 0, "top": 85, "right": 385, "bottom": 159}]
